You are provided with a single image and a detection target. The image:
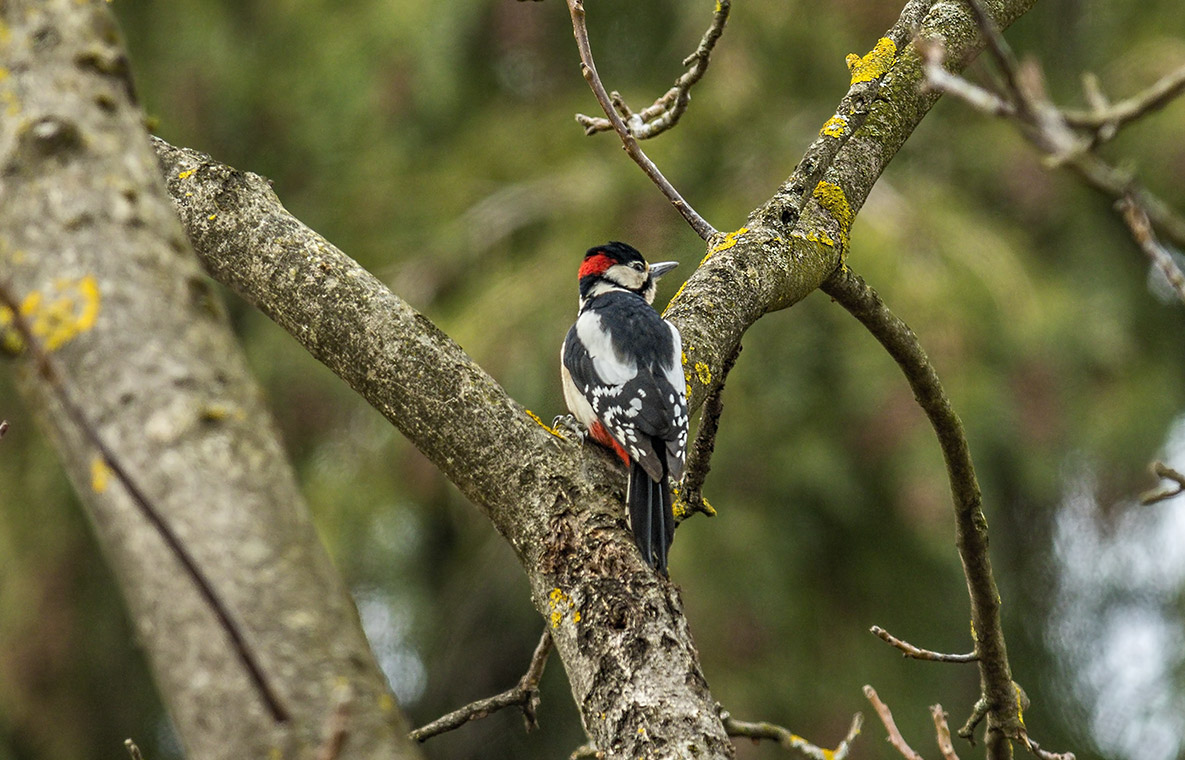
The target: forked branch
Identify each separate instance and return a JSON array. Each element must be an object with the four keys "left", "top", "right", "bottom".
[
  {"left": 410, "top": 629, "right": 553, "bottom": 742},
  {"left": 566, "top": 0, "right": 718, "bottom": 240},
  {"left": 577, "top": 0, "right": 730, "bottom": 140}
]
